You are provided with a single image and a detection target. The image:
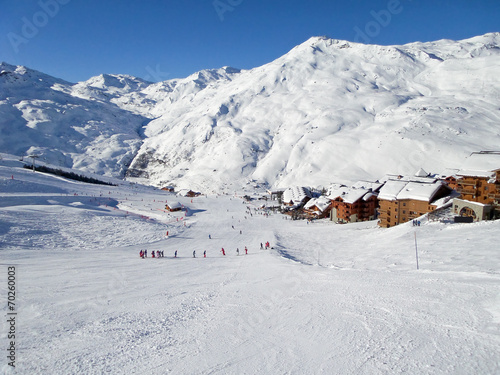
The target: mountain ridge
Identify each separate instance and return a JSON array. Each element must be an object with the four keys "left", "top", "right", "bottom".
[{"left": 1, "top": 33, "right": 499, "bottom": 191}]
